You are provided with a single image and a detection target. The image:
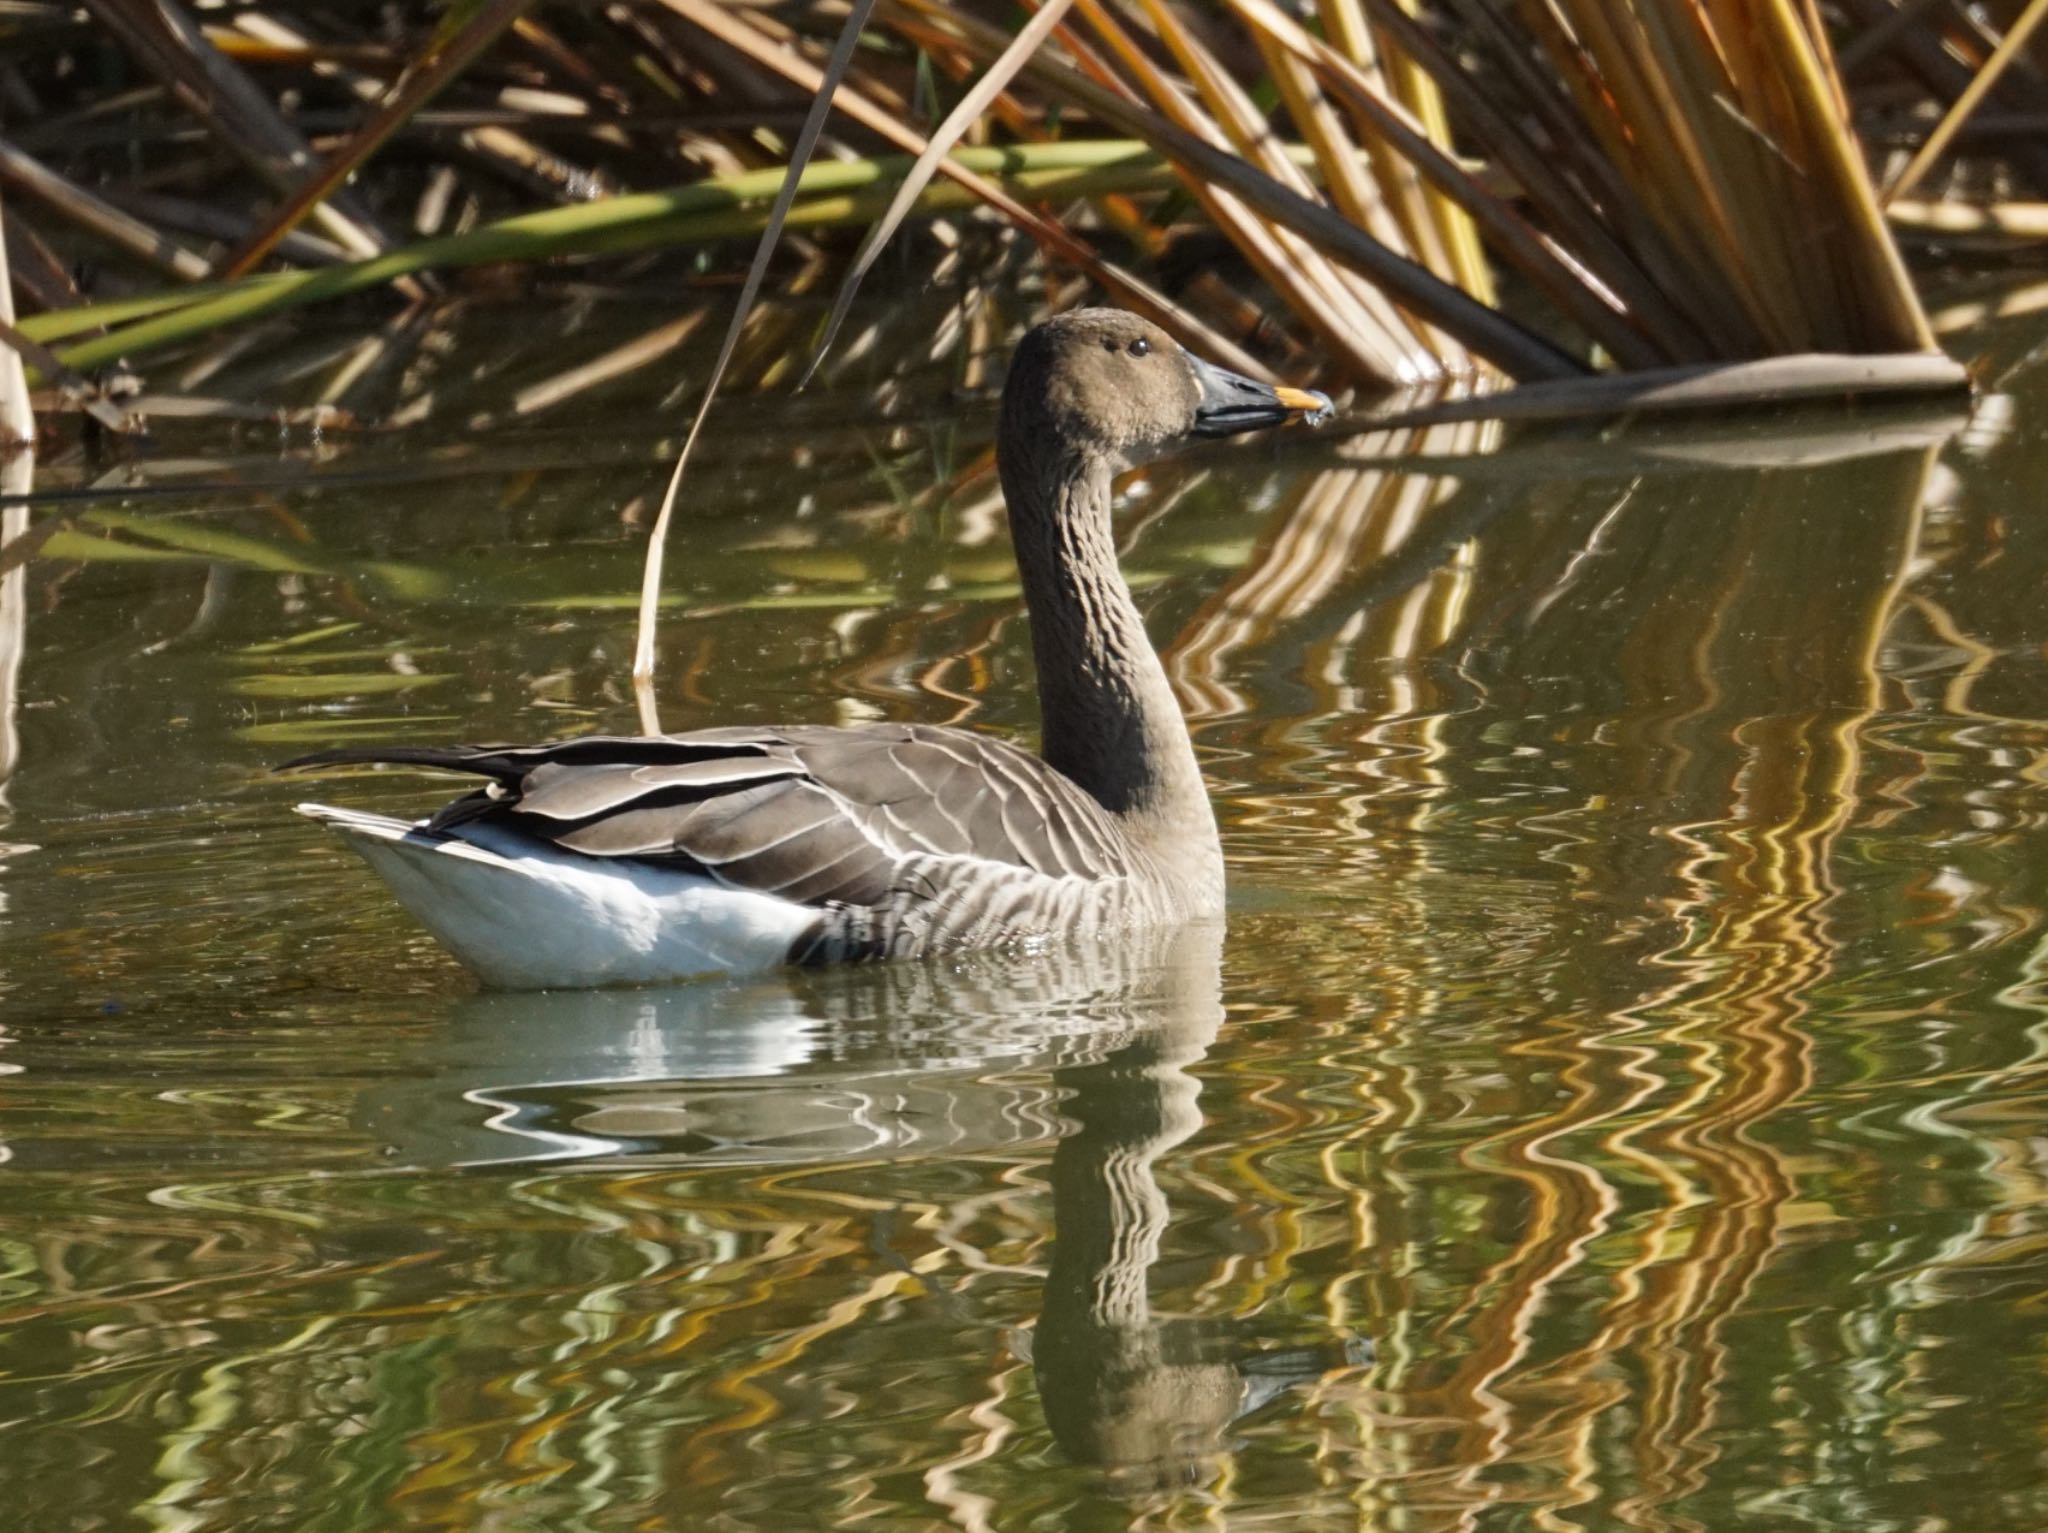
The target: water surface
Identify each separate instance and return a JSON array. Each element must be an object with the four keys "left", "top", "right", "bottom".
[{"left": 4, "top": 297, "right": 2048, "bottom": 1530}]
